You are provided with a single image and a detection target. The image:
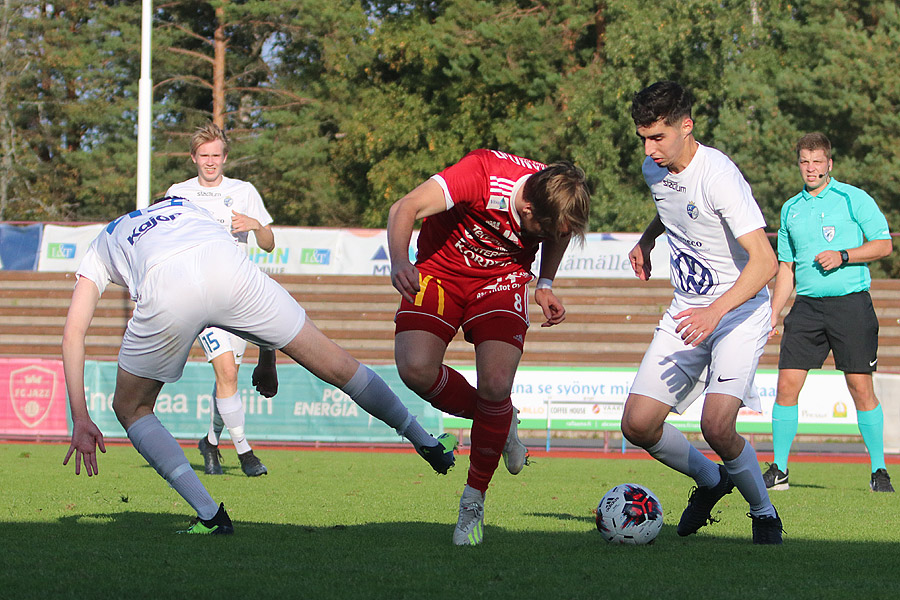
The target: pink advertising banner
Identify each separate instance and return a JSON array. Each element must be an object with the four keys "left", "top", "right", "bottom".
[{"left": 0, "top": 358, "right": 68, "bottom": 436}]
